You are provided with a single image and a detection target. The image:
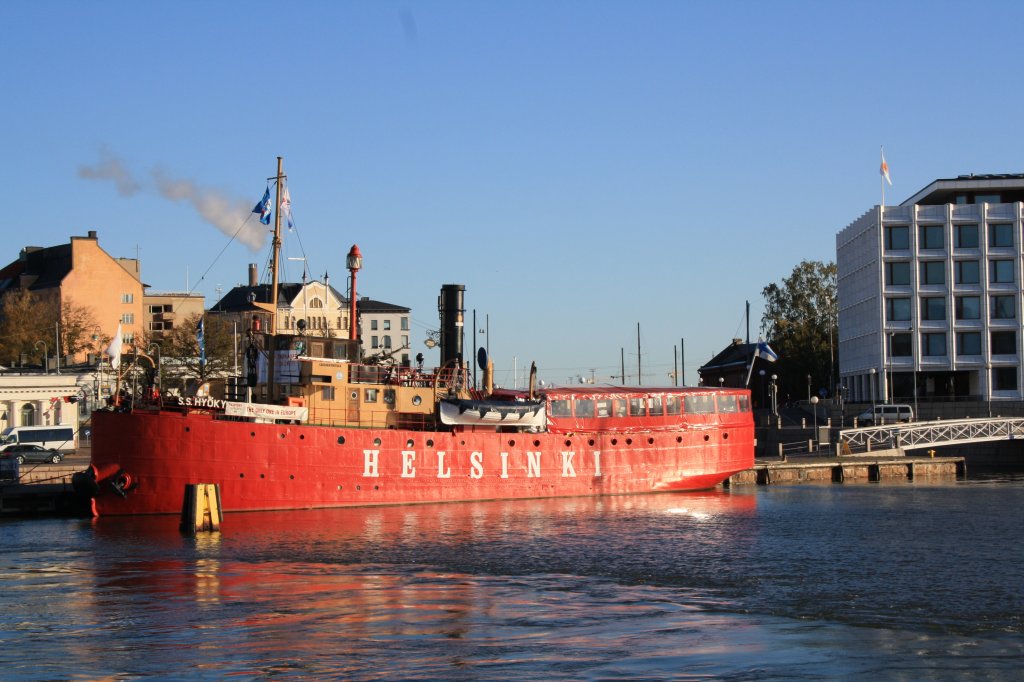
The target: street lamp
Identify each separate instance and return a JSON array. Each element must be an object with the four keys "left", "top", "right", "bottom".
[
  {"left": 810, "top": 396, "right": 820, "bottom": 451},
  {"left": 34, "top": 340, "right": 48, "bottom": 375},
  {"left": 870, "top": 368, "right": 877, "bottom": 416},
  {"left": 887, "top": 331, "right": 896, "bottom": 405},
  {"left": 718, "top": 377, "right": 724, "bottom": 388},
  {"left": 807, "top": 373, "right": 812, "bottom": 403},
  {"left": 770, "top": 374, "right": 778, "bottom": 416}
]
